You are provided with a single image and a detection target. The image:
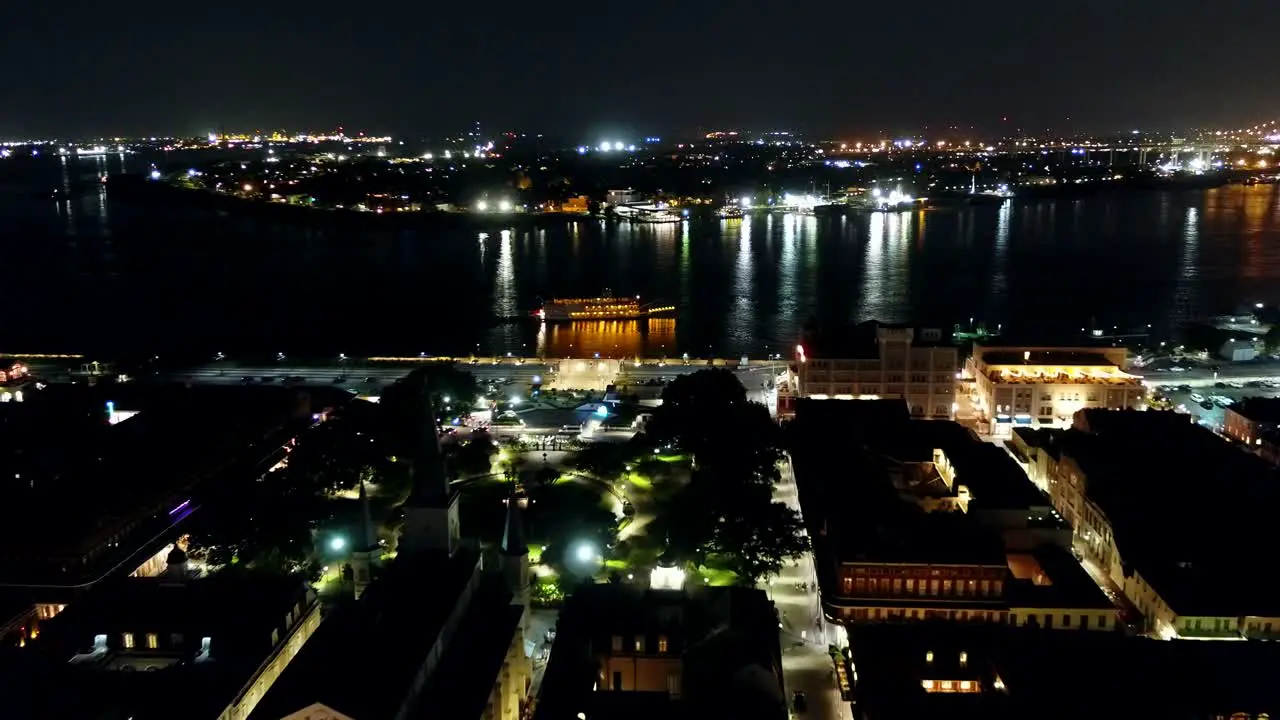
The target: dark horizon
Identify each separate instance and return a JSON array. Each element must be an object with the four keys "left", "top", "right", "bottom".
[{"left": 3, "top": 0, "right": 1279, "bottom": 140}]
